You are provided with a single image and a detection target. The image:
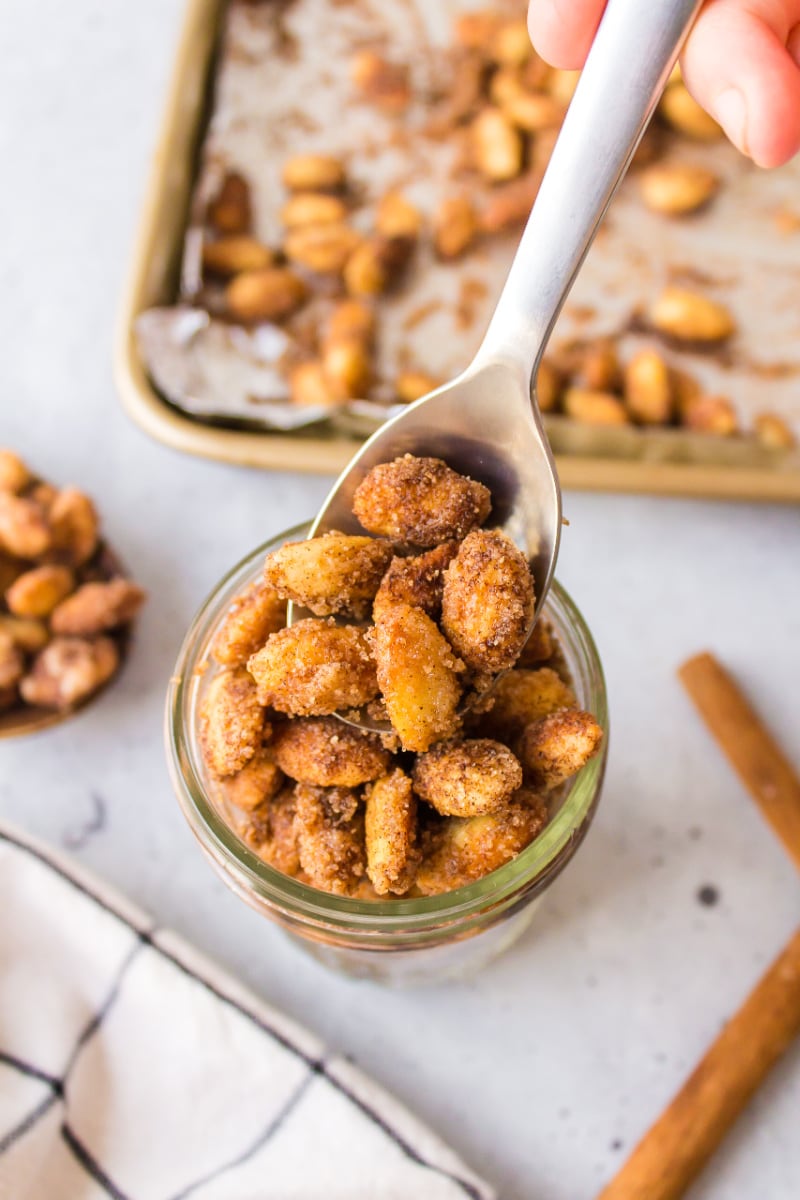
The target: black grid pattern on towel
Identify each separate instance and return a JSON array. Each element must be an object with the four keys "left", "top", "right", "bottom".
[{"left": 0, "top": 827, "right": 485, "bottom": 1200}]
